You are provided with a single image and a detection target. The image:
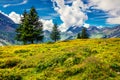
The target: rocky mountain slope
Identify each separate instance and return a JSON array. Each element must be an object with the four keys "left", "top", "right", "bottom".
[{"left": 0, "top": 13, "right": 17, "bottom": 45}]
